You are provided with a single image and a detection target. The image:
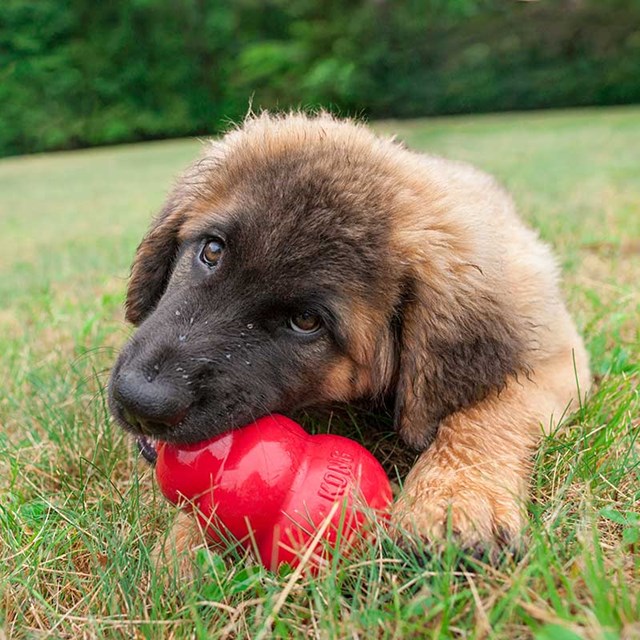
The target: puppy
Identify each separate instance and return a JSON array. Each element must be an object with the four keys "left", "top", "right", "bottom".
[{"left": 108, "top": 112, "right": 590, "bottom": 561}]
